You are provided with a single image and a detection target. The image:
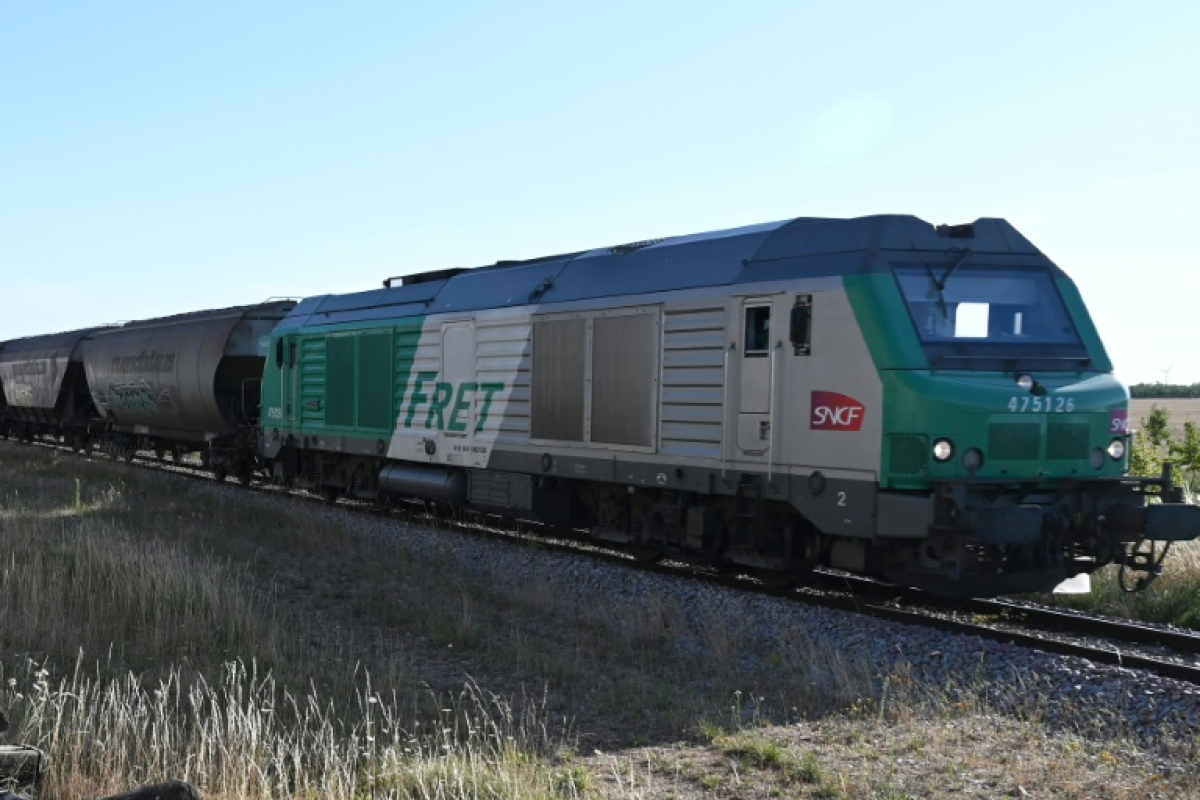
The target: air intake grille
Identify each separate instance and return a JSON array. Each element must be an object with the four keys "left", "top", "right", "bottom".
[
  {"left": 988, "top": 422, "right": 1041, "bottom": 461},
  {"left": 1047, "top": 422, "right": 1090, "bottom": 460},
  {"left": 889, "top": 434, "right": 929, "bottom": 475}
]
